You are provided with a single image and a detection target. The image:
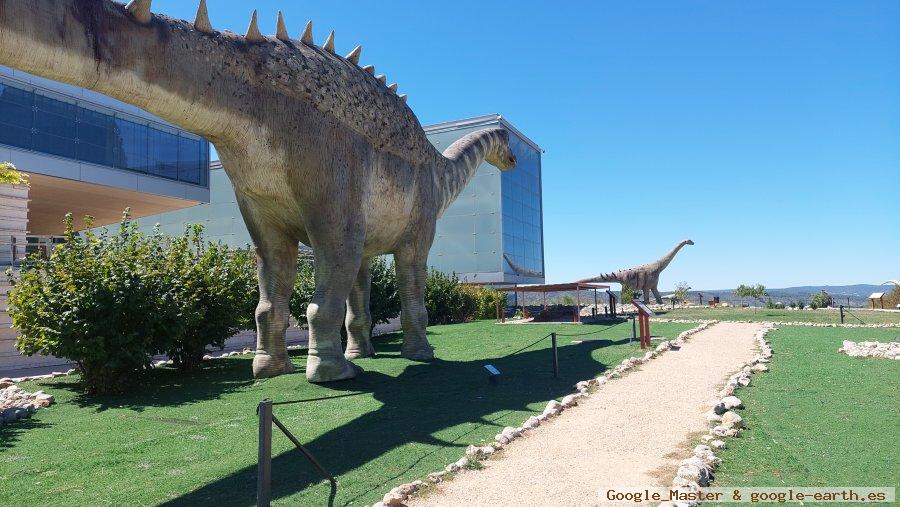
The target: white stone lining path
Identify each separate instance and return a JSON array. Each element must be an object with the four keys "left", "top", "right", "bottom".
[
  {"left": 652, "top": 317, "right": 900, "bottom": 329},
  {"left": 373, "top": 321, "right": 768, "bottom": 507}
]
